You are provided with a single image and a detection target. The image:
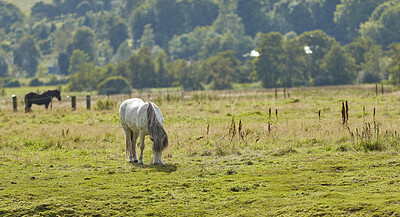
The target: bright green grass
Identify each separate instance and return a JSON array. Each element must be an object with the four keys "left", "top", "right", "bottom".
[{"left": 1, "top": 85, "right": 400, "bottom": 216}]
